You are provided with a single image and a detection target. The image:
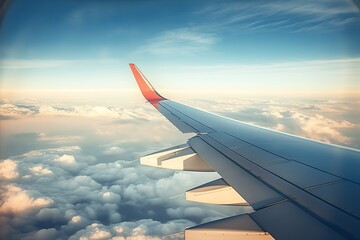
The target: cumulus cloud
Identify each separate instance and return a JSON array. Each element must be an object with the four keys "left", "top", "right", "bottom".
[
  {"left": 0, "top": 185, "right": 53, "bottom": 214},
  {"left": 1, "top": 96, "right": 358, "bottom": 240},
  {"left": 0, "top": 160, "right": 19, "bottom": 180},
  {"left": 77, "top": 223, "right": 112, "bottom": 240},
  {"left": 103, "top": 191, "right": 121, "bottom": 203},
  {"left": 0, "top": 141, "right": 237, "bottom": 239},
  {"left": 55, "top": 154, "right": 76, "bottom": 166},
  {"left": 286, "top": 112, "right": 353, "bottom": 144},
  {"left": 70, "top": 215, "right": 83, "bottom": 224},
  {"left": 69, "top": 221, "right": 170, "bottom": 240},
  {"left": 29, "top": 165, "right": 53, "bottom": 176}
]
